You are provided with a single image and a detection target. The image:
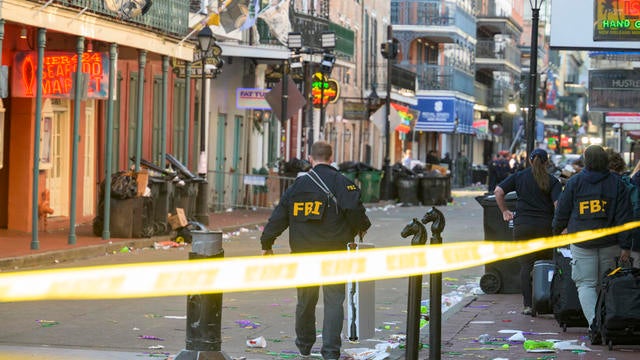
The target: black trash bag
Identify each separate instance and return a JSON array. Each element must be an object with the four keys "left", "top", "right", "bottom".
[
  {"left": 392, "top": 162, "right": 415, "bottom": 178},
  {"left": 338, "top": 161, "right": 359, "bottom": 172},
  {"left": 111, "top": 171, "right": 138, "bottom": 200},
  {"left": 411, "top": 164, "right": 425, "bottom": 175},
  {"left": 278, "top": 158, "right": 311, "bottom": 177},
  {"left": 355, "top": 162, "right": 377, "bottom": 172}
]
